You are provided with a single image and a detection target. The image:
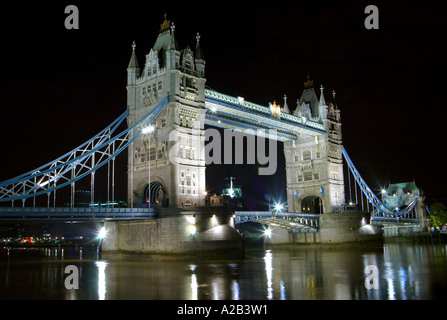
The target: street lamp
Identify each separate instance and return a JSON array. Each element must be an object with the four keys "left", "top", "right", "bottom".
[
  {"left": 264, "top": 228, "right": 272, "bottom": 238},
  {"left": 97, "top": 226, "right": 107, "bottom": 258},
  {"left": 142, "top": 125, "right": 155, "bottom": 208},
  {"left": 274, "top": 203, "right": 284, "bottom": 213}
]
